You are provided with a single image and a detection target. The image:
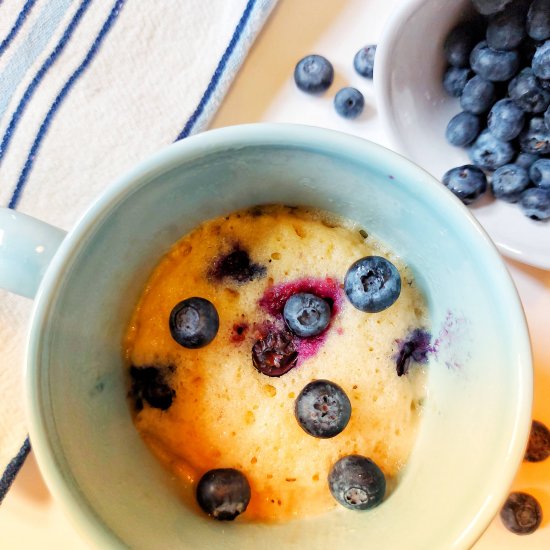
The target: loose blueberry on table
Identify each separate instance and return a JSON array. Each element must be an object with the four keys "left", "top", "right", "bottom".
[
  {"left": 294, "top": 54, "right": 334, "bottom": 93},
  {"left": 328, "top": 455, "right": 386, "bottom": 511},
  {"left": 524, "top": 419, "right": 550, "bottom": 462},
  {"left": 169, "top": 297, "right": 219, "bottom": 348},
  {"left": 196, "top": 468, "right": 251, "bottom": 521},
  {"left": 353, "top": 45, "right": 377, "bottom": 78},
  {"left": 500, "top": 491, "right": 542, "bottom": 535},
  {"left": 294, "top": 380, "right": 352, "bottom": 438},
  {"left": 334, "top": 87, "right": 365, "bottom": 119}
]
